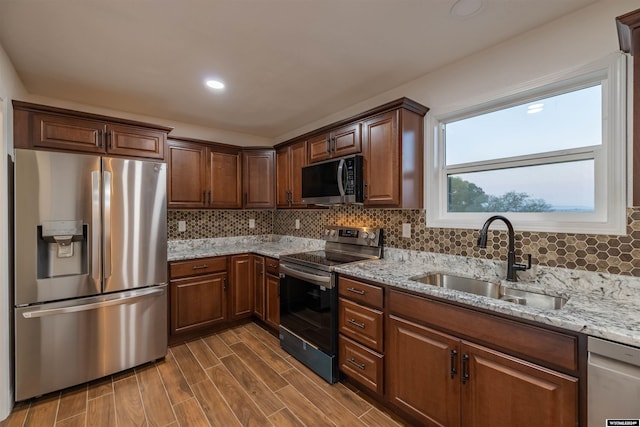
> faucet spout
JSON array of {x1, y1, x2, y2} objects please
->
[{"x1": 477, "y1": 215, "x2": 529, "y2": 282}]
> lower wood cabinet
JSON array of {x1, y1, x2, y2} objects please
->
[
  {"x1": 265, "y1": 271, "x2": 280, "y2": 329},
  {"x1": 229, "y1": 254, "x2": 253, "y2": 320},
  {"x1": 252, "y1": 255, "x2": 265, "y2": 320},
  {"x1": 386, "y1": 301, "x2": 579, "y2": 427},
  {"x1": 169, "y1": 257, "x2": 228, "y2": 336},
  {"x1": 253, "y1": 256, "x2": 280, "y2": 330}
]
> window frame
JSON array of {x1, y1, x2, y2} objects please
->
[{"x1": 426, "y1": 53, "x2": 627, "y2": 235}]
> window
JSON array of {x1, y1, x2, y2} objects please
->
[{"x1": 426, "y1": 53, "x2": 627, "y2": 234}]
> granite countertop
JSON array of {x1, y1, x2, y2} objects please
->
[
  {"x1": 168, "y1": 237, "x2": 640, "y2": 348},
  {"x1": 167, "y1": 235, "x2": 325, "y2": 261},
  {"x1": 334, "y1": 249, "x2": 640, "y2": 349}
]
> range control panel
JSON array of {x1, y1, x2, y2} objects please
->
[{"x1": 322, "y1": 226, "x2": 383, "y2": 247}]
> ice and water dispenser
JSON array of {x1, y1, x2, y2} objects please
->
[{"x1": 36, "y1": 220, "x2": 88, "y2": 279}]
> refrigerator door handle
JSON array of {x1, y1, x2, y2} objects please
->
[
  {"x1": 103, "y1": 170, "x2": 112, "y2": 281},
  {"x1": 21, "y1": 286, "x2": 166, "y2": 318},
  {"x1": 91, "y1": 170, "x2": 102, "y2": 285}
]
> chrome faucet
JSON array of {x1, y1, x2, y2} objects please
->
[{"x1": 477, "y1": 215, "x2": 531, "y2": 282}]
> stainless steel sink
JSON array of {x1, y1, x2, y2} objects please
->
[{"x1": 409, "y1": 273, "x2": 567, "y2": 310}]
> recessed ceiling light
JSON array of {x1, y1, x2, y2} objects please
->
[
  {"x1": 205, "y1": 79, "x2": 225, "y2": 90},
  {"x1": 450, "y1": 0, "x2": 484, "y2": 18}
]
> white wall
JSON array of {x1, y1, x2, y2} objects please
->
[
  {"x1": 275, "y1": 0, "x2": 640, "y2": 143},
  {"x1": 0, "y1": 41, "x2": 27, "y2": 422}
]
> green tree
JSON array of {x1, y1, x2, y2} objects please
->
[
  {"x1": 485, "y1": 191, "x2": 552, "y2": 212},
  {"x1": 448, "y1": 177, "x2": 553, "y2": 213},
  {"x1": 448, "y1": 176, "x2": 488, "y2": 212}
]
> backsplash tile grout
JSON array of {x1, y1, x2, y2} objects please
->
[{"x1": 169, "y1": 206, "x2": 640, "y2": 276}]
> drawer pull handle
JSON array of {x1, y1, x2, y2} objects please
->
[
  {"x1": 462, "y1": 354, "x2": 470, "y2": 384},
  {"x1": 192, "y1": 265, "x2": 209, "y2": 270},
  {"x1": 347, "y1": 318, "x2": 365, "y2": 329},
  {"x1": 347, "y1": 287, "x2": 365, "y2": 295},
  {"x1": 347, "y1": 357, "x2": 365, "y2": 370}
]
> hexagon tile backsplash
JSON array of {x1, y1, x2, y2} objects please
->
[{"x1": 168, "y1": 206, "x2": 640, "y2": 276}]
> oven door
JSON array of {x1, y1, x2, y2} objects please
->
[{"x1": 279, "y1": 263, "x2": 337, "y2": 355}]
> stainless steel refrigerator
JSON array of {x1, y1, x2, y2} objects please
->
[{"x1": 13, "y1": 148, "x2": 168, "y2": 401}]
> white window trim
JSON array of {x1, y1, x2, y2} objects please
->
[{"x1": 426, "y1": 52, "x2": 627, "y2": 235}]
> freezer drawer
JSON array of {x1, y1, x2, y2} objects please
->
[{"x1": 15, "y1": 285, "x2": 167, "y2": 401}]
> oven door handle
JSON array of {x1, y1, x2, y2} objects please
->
[{"x1": 280, "y1": 263, "x2": 332, "y2": 287}]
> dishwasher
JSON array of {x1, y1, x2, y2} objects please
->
[{"x1": 588, "y1": 337, "x2": 640, "y2": 426}]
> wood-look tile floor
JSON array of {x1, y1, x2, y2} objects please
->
[{"x1": 1, "y1": 322, "x2": 410, "y2": 427}]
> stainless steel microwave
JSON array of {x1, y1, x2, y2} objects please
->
[{"x1": 301, "y1": 154, "x2": 364, "y2": 205}]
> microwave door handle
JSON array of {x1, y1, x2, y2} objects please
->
[{"x1": 337, "y1": 158, "x2": 346, "y2": 199}]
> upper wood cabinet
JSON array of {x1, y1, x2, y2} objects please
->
[
  {"x1": 276, "y1": 140, "x2": 307, "y2": 208},
  {"x1": 243, "y1": 149, "x2": 276, "y2": 209},
  {"x1": 362, "y1": 107, "x2": 425, "y2": 208},
  {"x1": 277, "y1": 98, "x2": 428, "y2": 208},
  {"x1": 13, "y1": 101, "x2": 170, "y2": 160},
  {"x1": 167, "y1": 137, "x2": 242, "y2": 209},
  {"x1": 308, "y1": 121, "x2": 361, "y2": 164}
]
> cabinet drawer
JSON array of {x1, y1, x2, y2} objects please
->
[
  {"x1": 265, "y1": 257, "x2": 279, "y2": 276},
  {"x1": 339, "y1": 335, "x2": 383, "y2": 395},
  {"x1": 339, "y1": 298, "x2": 383, "y2": 352},
  {"x1": 338, "y1": 277, "x2": 383, "y2": 309},
  {"x1": 388, "y1": 290, "x2": 578, "y2": 372},
  {"x1": 170, "y1": 256, "x2": 227, "y2": 279}
]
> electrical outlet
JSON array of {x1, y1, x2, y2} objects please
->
[
  {"x1": 402, "y1": 223, "x2": 411, "y2": 238},
  {"x1": 295, "y1": 219, "x2": 300, "y2": 229},
  {"x1": 249, "y1": 219, "x2": 255, "y2": 228},
  {"x1": 178, "y1": 221, "x2": 186, "y2": 232}
]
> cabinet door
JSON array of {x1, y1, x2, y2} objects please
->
[
  {"x1": 362, "y1": 111, "x2": 399, "y2": 207},
  {"x1": 276, "y1": 141, "x2": 307, "y2": 208},
  {"x1": 230, "y1": 254, "x2": 253, "y2": 320},
  {"x1": 265, "y1": 273, "x2": 280, "y2": 329},
  {"x1": 243, "y1": 150, "x2": 275, "y2": 208},
  {"x1": 252, "y1": 255, "x2": 265, "y2": 320},
  {"x1": 32, "y1": 113, "x2": 106, "y2": 153},
  {"x1": 170, "y1": 272, "x2": 227, "y2": 334},
  {"x1": 209, "y1": 149, "x2": 242, "y2": 208},
  {"x1": 332, "y1": 122, "x2": 361, "y2": 158},
  {"x1": 461, "y1": 342, "x2": 578, "y2": 427},
  {"x1": 289, "y1": 140, "x2": 307, "y2": 207},
  {"x1": 167, "y1": 141, "x2": 208, "y2": 208},
  {"x1": 308, "y1": 132, "x2": 331, "y2": 163},
  {"x1": 387, "y1": 315, "x2": 461, "y2": 427},
  {"x1": 106, "y1": 124, "x2": 165, "y2": 160},
  {"x1": 276, "y1": 147, "x2": 291, "y2": 208}
]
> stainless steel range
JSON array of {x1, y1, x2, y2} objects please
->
[{"x1": 279, "y1": 226, "x2": 383, "y2": 383}]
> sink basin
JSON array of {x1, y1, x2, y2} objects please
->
[
  {"x1": 411, "y1": 273, "x2": 501, "y2": 298},
  {"x1": 409, "y1": 273, "x2": 567, "y2": 310}
]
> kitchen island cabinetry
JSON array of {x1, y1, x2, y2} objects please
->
[
  {"x1": 169, "y1": 257, "x2": 228, "y2": 338},
  {"x1": 167, "y1": 137, "x2": 242, "y2": 209},
  {"x1": 13, "y1": 101, "x2": 170, "y2": 160},
  {"x1": 243, "y1": 149, "x2": 275, "y2": 208},
  {"x1": 276, "y1": 140, "x2": 307, "y2": 208}
]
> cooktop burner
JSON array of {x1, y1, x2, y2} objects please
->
[
  {"x1": 280, "y1": 226, "x2": 383, "y2": 271},
  {"x1": 282, "y1": 250, "x2": 371, "y2": 268}
]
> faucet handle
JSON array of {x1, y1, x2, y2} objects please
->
[{"x1": 513, "y1": 254, "x2": 532, "y2": 271}]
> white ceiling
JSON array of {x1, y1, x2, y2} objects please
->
[{"x1": 0, "y1": 0, "x2": 598, "y2": 139}]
